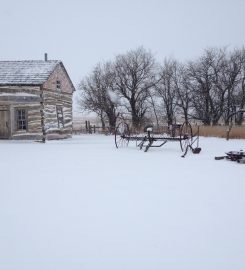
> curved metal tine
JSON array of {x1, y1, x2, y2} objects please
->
[
  {"x1": 139, "y1": 136, "x2": 147, "y2": 150},
  {"x1": 181, "y1": 144, "x2": 189, "y2": 158},
  {"x1": 118, "y1": 135, "x2": 127, "y2": 147}
]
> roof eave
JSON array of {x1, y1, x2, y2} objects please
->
[
  {"x1": 59, "y1": 62, "x2": 76, "y2": 93},
  {"x1": 0, "y1": 83, "x2": 42, "y2": 87}
]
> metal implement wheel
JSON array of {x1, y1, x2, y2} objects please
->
[
  {"x1": 115, "y1": 122, "x2": 130, "y2": 148},
  {"x1": 179, "y1": 121, "x2": 193, "y2": 152}
]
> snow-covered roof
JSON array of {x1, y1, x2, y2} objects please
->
[{"x1": 0, "y1": 60, "x2": 60, "y2": 85}]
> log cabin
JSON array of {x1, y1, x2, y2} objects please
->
[{"x1": 0, "y1": 56, "x2": 75, "y2": 140}]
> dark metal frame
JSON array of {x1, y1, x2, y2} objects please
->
[{"x1": 115, "y1": 121, "x2": 201, "y2": 157}]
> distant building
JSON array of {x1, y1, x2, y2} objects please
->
[{"x1": 0, "y1": 57, "x2": 75, "y2": 140}]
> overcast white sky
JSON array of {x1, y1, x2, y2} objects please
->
[{"x1": 0, "y1": 0, "x2": 245, "y2": 87}]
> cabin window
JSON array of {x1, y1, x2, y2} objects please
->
[
  {"x1": 56, "y1": 80, "x2": 61, "y2": 92},
  {"x1": 56, "y1": 106, "x2": 64, "y2": 128},
  {"x1": 16, "y1": 109, "x2": 27, "y2": 130}
]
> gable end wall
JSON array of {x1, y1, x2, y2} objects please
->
[{"x1": 43, "y1": 63, "x2": 74, "y2": 94}]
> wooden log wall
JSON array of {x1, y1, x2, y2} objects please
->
[
  {"x1": 11, "y1": 103, "x2": 43, "y2": 139},
  {"x1": 42, "y1": 89, "x2": 73, "y2": 139},
  {"x1": 27, "y1": 106, "x2": 42, "y2": 134},
  {"x1": 0, "y1": 86, "x2": 43, "y2": 139}
]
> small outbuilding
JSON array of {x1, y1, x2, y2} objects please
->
[{"x1": 0, "y1": 57, "x2": 75, "y2": 140}]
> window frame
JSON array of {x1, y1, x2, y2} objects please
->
[
  {"x1": 56, "y1": 80, "x2": 61, "y2": 92},
  {"x1": 16, "y1": 108, "x2": 28, "y2": 131}
]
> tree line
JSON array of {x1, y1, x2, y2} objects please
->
[{"x1": 77, "y1": 46, "x2": 245, "y2": 130}]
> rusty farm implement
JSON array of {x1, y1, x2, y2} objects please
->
[{"x1": 114, "y1": 121, "x2": 201, "y2": 157}]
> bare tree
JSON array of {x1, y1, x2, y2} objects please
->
[
  {"x1": 114, "y1": 47, "x2": 156, "y2": 129},
  {"x1": 147, "y1": 90, "x2": 161, "y2": 129},
  {"x1": 212, "y1": 48, "x2": 243, "y2": 124},
  {"x1": 232, "y1": 48, "x2": 245, "y2": 125},
  {"x1": 77, "y1": 62, "x2": 119, "y2": 130},
  {"x1": 77, "y1": 46, "x2": 245, "y2": 129},
  {"x1": 187, "y1": 48, "x2": 228, "y2": 125},
  {"x1": 170, "y1": 62, "x2": 193, "y2": 123},
  {"x1": 154, "y1": 59, "x2": 178, "y2": 126}
]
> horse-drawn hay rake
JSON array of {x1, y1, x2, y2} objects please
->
[{"x1": 115, "y1": 121, "x2": 201, "y2": 157}]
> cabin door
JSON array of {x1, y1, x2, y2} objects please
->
[{"x1": 0, "y1": 110, "x2": 10, "y2": 138}]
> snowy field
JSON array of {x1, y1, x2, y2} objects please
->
[{"x1": 0, "y1": 135, "x2": 245, "y2": 270}]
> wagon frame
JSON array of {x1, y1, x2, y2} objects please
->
[{"x1": 114, "y1": 121, "x2": 201, "y2": 157}]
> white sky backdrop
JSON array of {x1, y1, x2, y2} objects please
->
[{"x1": 0, "y1": 0, "x2": 245, "y2": 88}]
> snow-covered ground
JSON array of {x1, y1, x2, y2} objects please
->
[{"x1": 0, "y1": 135, "x2": 245, "y2": 270}]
